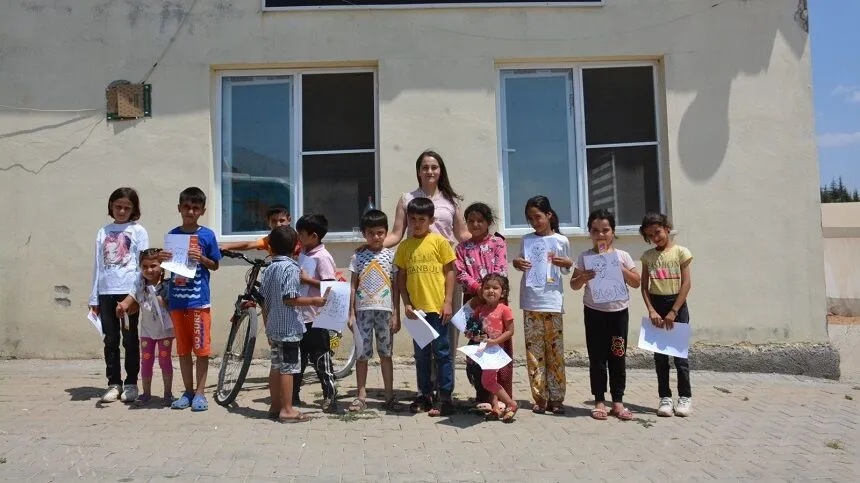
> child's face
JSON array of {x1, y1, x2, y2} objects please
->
[
  {"x1": 178, "y1": 201, "x2": 206, "y2": 226},
  {"x1": 408, "y1": 214, "x2": 434, "y2": 237},
  {"x1": 466, "y1": 212, "x2": 490, "y2": 239},
  {"x1": 297, "y1": 229, "x2": 319, "y2": 250},
  {"x1": 267, "y1": 213, "x2": 291, "y2": 230},
  {"x1": 589, "y1": 218, "x2": 614, "y2": 249},
  {"x1": 110, "y1": 197, "x2": 134, "y2": 223},
  {"x1": 644, "y1": 224, "x2": 669, "y2": 249},
  {"x1": 363, "y1": 226, "x2": 387, "y2": 250},
  {"x1": 481, "y1": 279, "x2": 504, "y2": 305},
  {"x1": 140, "y1": 257, "x2": 163, "y2": 284},
  {"x1": 526, "y1": 207, "x2": 552, "y2": 234}
]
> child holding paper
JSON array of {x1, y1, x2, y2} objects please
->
[
  {"x1": 464, "y1": 274, "x2": 517, "y2": 423},
  {"x1": 454, "y1": 202, "x2": 508, "y2": 411},
  {"x1": 395, "y1": 197, "x2": 457, "y2": 416},
  {"x1": 293, "y1": 213, "x2": 339, "y2": 413},
  {"x1": 571, "y1": 209, "x2": 640, "y2": 421},
  {"x1": 639, "y1": 212, "x2": 694, "y2": 417},
  {"x1": 115, "y1": 248, "x2": 174, "y2": 406},
  {"x1": 347, "y1": 210, "x2": 400, "y2": 412},
  {"x1": 90, "y1": 187, "x2": 149, "y2": 404},
  {"x1": 512, "y1": 195, "x2": 572, "y2": 414},
  {"x1": 158, "y1": 187, "x2": 222, "y2": 412}
]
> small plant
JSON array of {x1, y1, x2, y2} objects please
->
[
  {"x1": 846, "y1": 395, "x2": 854, "y2": 401},
  {"x1": 742, "y1": 396, "x2": 750, "y2": 401},
  {"x1": 825, "y1": 440, "x2": 844, "y2": 450},
  {"x1": 0, "y1": 456, "x2": 6, "y2": 464},
  {"x1": 635, "y1": 417, "x2": 655, "y2": 428},
  {"x1": 713, "y1": 386, "x2": 731, "y2": 394},
  {"x1": 329, "y1": 411, "x2": 379, "y2": 423}
]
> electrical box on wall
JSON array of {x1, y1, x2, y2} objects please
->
[{"x1": 106, "y1": 81, "x2": 151, "y2": 120}]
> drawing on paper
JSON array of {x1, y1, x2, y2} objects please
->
[
  {"x1": 524, "y1": 237, "x2": 551, "y2": 288},
  {"x1": 584, "y1": 252, "x2": 628, "y2": 304}
]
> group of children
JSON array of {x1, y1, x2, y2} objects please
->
[{"x1": 90, "y1": 186, "x2": 693, "y2": 423}]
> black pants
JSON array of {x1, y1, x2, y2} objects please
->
[
  {"x1": 584, "y1": 306, "x2": 628, "y2": 403},
  {"x1": 99, "y1": 294, "x2": 140, "y2": 386},
  {"x1": 649, "y1": 294, "x2": 691, "y2": 398},
  {"x1": 293, "y1": 325, "x2": 336, "y2": 400}
]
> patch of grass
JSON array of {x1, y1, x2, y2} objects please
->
[
  {"x1": 742, "y1": 396, "x2": 750, "y2": 401},
  {"x1": 328, "y1": 411, "x2": 380, "y2": 422},
  {"x1": 713, "y1": 386, "x2": 731, "y2": 394},
  {"x1": 634, "y1": 417, "x2": 655, "y2": 428},
  {"x1": 845, "y1": 395, "x2": 854, "y2": 401},
  {"x1": 313, "y1": 391, "x2": 324, "y2": 398},
  {"x1": 852, "y1": 386, "x2": 860, "y2": 391},
  {"x1": 0, "y1": 456, "x2": 6, "y2": 464},
  {"x1": 825, "y1": 440, "x2": 844, "y2": 450}
]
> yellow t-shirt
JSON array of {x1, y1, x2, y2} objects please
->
[
  {"x1": 394, "y1": 233, "x2": 456, "y2": 313},
  {"x1": 641, "y1": 244, "x2": 693, "y2": 296}
]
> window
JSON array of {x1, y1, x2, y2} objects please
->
[
  {"x1": 498, "y1": 63, "x2": 662, "y2": 231},
  {"x1": 217, "y1": 70, "x2": 376, "y2": 236}
]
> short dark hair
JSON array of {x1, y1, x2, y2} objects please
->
[
  {"x1": 406, "y1": 197, "x2": 434, "y2": 217},
  {"x1": 587, "y1": 209, "x2": 616, "y2": 232},
  {"x1": 179, "y1": 187, "x2": 206, "y2": 206},
  {"x1": 269, "y1": 225, "x2": 298, "y2": 256},
  {"x1": 639, "y1": 212, "x2": 673, "y2": 241},
  {"x1": 108, "y1": 187, "x2": 141, "y2": 222},
  {"x1": 360, "y1": 209, "x2": 388, "y2": 232},
  {"x1": 296, "y1": 213, "x2": 328, "y2": 241},
  {"x1": 266, "y1": 204, "x2": 289, "y2": 219},
  {"x1": 463, "y1": 202, "x2": 496, "y2": 225}
]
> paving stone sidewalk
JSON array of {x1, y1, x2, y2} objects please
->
[{"x1": 0, "y1": 359, "x2": 857, "y2": 482}]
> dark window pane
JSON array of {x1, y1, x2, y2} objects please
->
[
  {"x1": 222, "y1": 78, "x2": 293, "y2": 235},
  {"x1": 586, "y1": 146, "x2": 660, "y2": 226},
  {"x1": 302, "y1": 73, "x2": 375, "y2": 151},
  {"x1": 582, "y1": 66, "x2": 656, "y2": 145},
  {"x1": 302, "y1": 153, "x2": 375, "y2": 232}
]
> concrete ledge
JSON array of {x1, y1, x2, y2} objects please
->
[{"x1": 827, "y1": 297, "x2": 860, "y2": 317}]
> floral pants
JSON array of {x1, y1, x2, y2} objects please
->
[{"x1": 523, "y1": 310, "x2": 566, "y2": 404}]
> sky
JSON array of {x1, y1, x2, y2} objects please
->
[{"x1": 811, "y1": 0, "x2": 860, "y2": 191}]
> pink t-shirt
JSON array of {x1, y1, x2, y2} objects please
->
[
  {"x1": 476, "y1": 303, "x2": 514, "y2": 340},
  {"x1": 574, "y1": 248, "x2": 636, "y2": 312},
  {"x1": 402, "y1": 189, "x2": 457, "y2": 244},
  {"x1": 455, "y1": 233, "x2": 508, "y2": 296},
  {"x1": 299, "y1": 243, "x2": 337, "y2": 324}
]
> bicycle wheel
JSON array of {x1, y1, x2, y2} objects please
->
[
  {"x1": 329, "y1": 329, "x2": 356, "y2": 379},
  {"x1": 214, "y1": 308, "x2": 257, "y2": 406}
]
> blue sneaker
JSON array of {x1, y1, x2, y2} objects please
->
[
  {"x1": 171, "y1": 391, "x2": 194, "y2": 410},
  {"x1": 191, "y1": 394, "x2": 208, "y2": 412}
]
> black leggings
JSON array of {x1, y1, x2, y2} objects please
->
[
  {"x1": 649, "y1": 294, "x2": 691, "y2": 398},
  {"x1": 99, "y1": 294, "x2": 140, "y2": 386},
  {"x1": 293, "y1": 326, "x2": 336, "y2": 400},
  {"x1": 584, "y1": 306, "x2": 628, "y2": 403}
]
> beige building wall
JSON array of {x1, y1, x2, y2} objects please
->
[
  {"x1": 821, "y1": 203, "x2": 860, "y2": 316},
  {"x1": 0, "y1": 0, "x2": 825, "y2": 358}
]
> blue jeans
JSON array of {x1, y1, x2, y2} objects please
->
[{"x1": 413, "y1": 312, "x2": 454, "y2": 398}]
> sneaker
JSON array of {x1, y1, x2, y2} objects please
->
[
  {"x1": 656, "y1": 397, "x2": 674, "y2": 417},
  {"x1": 120, "y1": 385, "x2": 138, "y2": 403},
  {"x1": 674, "y1": 397, "x2": 693, "y2": 417},
  {"x1": 101, "y1": 384, "x2": 122, "y2": 403}
]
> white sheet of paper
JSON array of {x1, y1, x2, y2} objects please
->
[
  {"x1": 523, "y1": 238, "x2": 559, "y2": 288},
  {"x1": 403, "y1": 310, "x2": 440, "y2": 349},
  {"x1": 312, "y1": 281, "x2": 351, "y2": 331},
  {"x1": 584, "y1": 252, "x2": 629, "y2": 304},
  {"x1": 351, "y1": 320, "x2": 364, "y2": 361},
  {"x1": 87, "y1": 311, "x2": 103, "y2": 337},
  {"x1": 450, "y1": 303, "x2": 472, "y2": 332},
  {"x1": 297, "y1": 254, "x2": 317, "y2": 297},
  {"x1": 457, "y1": 344, "x2": 513, "y2": 370},
  {"x1": 161, "y1": 234, "x2": 197, "y2": 278},
  {"x1": 637, "y1": 316, "x2": 691, "y2": 358}
]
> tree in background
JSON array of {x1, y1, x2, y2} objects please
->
[{"x1": 821, "y1": 177, "x2": 860, "y2": 203}]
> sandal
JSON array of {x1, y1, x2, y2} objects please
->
[
  {"x1": 484, "y1": 410, "x2": 500, "y2": 421},
  {"x1": 409, "y1": 395, "x2": 432, "y2": 413},
  {"x1": 609, "y1": 406, "x2": 634, "y2": 421},
  {"x1": 170, "y1": 391, "x2": 194, "y2": 410},
  {"x1": 549, "y1": 402, "x2": 566, "y2": 415},
  {"x1": 278, "y1": 412, "x2": 310, "y2": 424},
  {"x1": 476, "y1": 403, "x2": 493, "y2": 412},
  {"x1": 532, "y1": 401, "x2": 546, "y2": 414},
  {"x1": 429, "y1": 400, "x2": 455, "y2": 417},
  {"x1": 591, "y1": 407, "x2": 608, "y2": 420},
  {"x1": 133, "y1": 393, "x2": 152, "y2": 407},
  {"x1": 348, "y1": 398, "x2": 368, "y2": 412},
  {"x1": 382, "y1": 397, "x2": 400, "y2": 412},
  {"x1": 502, "y1": 405, "x2": 518, "y2": 423},
  {"x1": 191, "y1": 394, "x2": 208, "y2": 412},
  {"x1": 162, "y1": 394, "x2": 175, "y2": 407}
]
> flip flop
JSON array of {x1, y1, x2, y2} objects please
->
[
  {"x1": 549, "y1": 403, "x2": 566, "y2": 415},
  {"x1": 191, "y1": 394, "x2": 208, "y2": 412},
  {"x1": 162, "y1": 394, "x2": 175, "y2": 407},
  {"x1": 591, "y1": 407, "x2": 608, "y2": 420},
  {"x1": 502, "y1": 405, "x2": 518, "y2": 423},
  {"x1": 348, "y1": 398, "x2": 368, "y2": 412},
  {"x1": 133, "y1": 394, "x2": 152, "y2": 407},
  {"x1": 609, "y1": 407, "x2": 634, "y2": 421},
  {"x1": 476, "y1": 403, "x2": 493, "y2": 412},
  {"x1": 278, "y1": 412, "x2": 310, "y2": 424},
  {"x1": 532, "y1": 402, "x2": 546, "y2": 414}
]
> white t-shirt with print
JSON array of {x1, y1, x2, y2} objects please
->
[
  {"x1": 517, "y1": 232, "x2": 571, "y2": 313},
  {"x1": 349, "y1": 248, "x2": 398, "y2": 312},
  {"x1": 89, "y1": 222, "x2": 149, "y2": 305}
]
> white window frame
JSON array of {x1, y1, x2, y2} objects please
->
[
  {"x1": 262, "y1": 1, "x2": 604, "y2": 12},
  {"x1": 496, "y1": 60, "x2": 665, "y2": 237},
  {"x1": 214, "y1": 67, "x2": 379, "y2": 242}
]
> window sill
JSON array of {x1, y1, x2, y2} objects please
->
[
  {"x1": 218, "y1": 232, "x2": 366, "y2": 244},
  {"x1": 499, "y1": 226, "x2": 647, "y2": 239}
]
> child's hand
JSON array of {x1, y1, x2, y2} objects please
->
[
  {"x1": 663, "y1": 311, "x2": 676, "y2": 330},
  {"x1": 404, "y1": 305, "x2": 417, "y2": 320},
  {"x1": 390, "y1": 313, "x2": 401, "y2": 334},
  {"x1": 315, "y1": 287, "x2": 332, "y2": 307},
  {"x1": 299, "y1": 270, "x2": 315, "y2": 286},
  {"x1": 89, "y1": 305, "x2": 100, "y2": 316},
  {"x1": 188, "y1": 245, "x2": 202, "y2": 262},
  {"x1": 648, "y1": 310, "x2": 663, "y2": 328},
  {"x1": 485, "y1": 337, "x2": 498, "y2": 347},
  {"x1": 115, "y1": 302, "x2": 127, "y2": 319},
  {"x1": 580, "y1": 270, "x2": 596, "y2": 281},
  {"x1": 347, "y1": 314, "x2": 355, "y2": 331},
  {"x1": 550, "y1": 256, "x2": 572, "y2": 268},
  {"x1": 157, "y1": 251, "x2": 173, "y2": 262},
  {"x1": 441, "y1": 302, "x2": 453, "y2": 324},
  {"x1": 512, "y1": 257, "x2": 531, "y2": 271}
]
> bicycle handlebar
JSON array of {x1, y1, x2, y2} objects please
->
[{"x1": 220, "y1": 249, "x2": 268, "y2": 267}]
